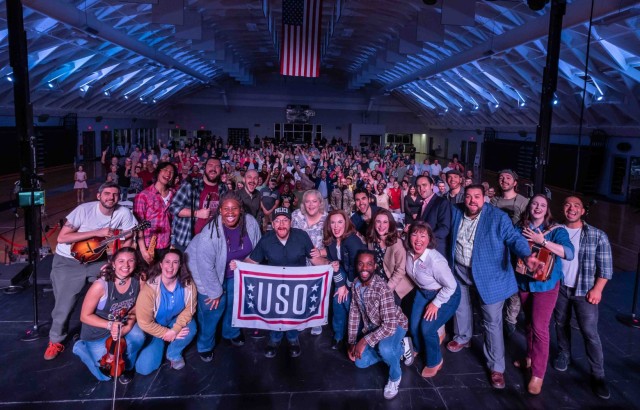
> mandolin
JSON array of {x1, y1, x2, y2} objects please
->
[{"x1": 70, "y1": 221, "x2": 150, "y2": 263}]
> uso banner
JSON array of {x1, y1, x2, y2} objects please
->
[{"x1": 232, "y1": 261, "x2": 333, "y2": 331}]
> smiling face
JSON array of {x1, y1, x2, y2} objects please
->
[
  {"x1": 157, "y1": 164, "x2": 175, "y2": 186},
  {"x1": 355, "y1": 192, "x2": 370, "y2": 213},
  {"x1": 356, "y1": 252, "x2": 376, "y2": 285},
  {"x1": 409, "y1": 228, "x2": 430, "y2": 256},
  {"x1": 499, "y1": 173, "x2": 517, "y2": 192},
  {"x1": 113, "y1": 251, "x2": 136, "y2": 278},
  {"x1": 447, "y1": 174, "x2": 462, "y2": 190},
  {"x1": 464, "y1": 187, "x2": 484, "y2": 217},
  {"x1": 329, "y1": 213, "x2": 346, "y2": 239},
  {"x1": 529, "y1": 195, "x2": 549, "y2": 224},
  {"x1": 303, "y1": 193, "x2": 321, "y2": 216},
  {"x1": 204, "y1": 159, "x2": 222, "y2": 184},
  {"x1": 220, "y1": 198, "x2": 241, "y2": 228},
  {"x1": 374, "y1": 213, "x2": 390, "y2": 237},
  {"x1": 416, "y1": 176, "x2": 433, "y2": 199},
  {"x1": 244, "y1": 170, "x2": 258, "y2": 192},
  {"x1": 161, "y1": 252, "x2": 181, "y2": 281},
  {"x1": 272, "y1": 215, "x2": 291, "y2": 239},
  {"x1": 97, "y1": 187, "x2": 120, "y2": 210},
  {"x1": 563, "y1": 196, "x2": 585, "y2": 225}
]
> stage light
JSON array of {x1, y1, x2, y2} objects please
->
[
  {"x1": 596, "y1": 95, "x2": 603, "y2": 101},
  {"x1": 6, "y1": 75, "x2": 13, "y2": 82},
  {"x1": 47, "y1": 82, "x2": 54, "y2": 88},
  {"x1": 124, "y1": 95, "x2": 129, "y2": 100},
  {"x1": 520, "y1": 101, "x2": 526, "y2": 107}
]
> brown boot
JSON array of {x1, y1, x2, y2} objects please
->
[{"x1": 528, "y1": 376, "x2": 543, "y2": 395}]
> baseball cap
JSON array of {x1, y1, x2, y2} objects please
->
[
  {"x1": 273, "y1": 207, "x2": 291, "y2": 220},
  {"x1": 498, "y1": 169, "x2": 518, "y2": 180},
  {"x1": 445, "y1": 169, "x2": 463, "y2": 177}
]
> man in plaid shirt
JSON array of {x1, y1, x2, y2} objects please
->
[
  {"x1": 348, "y1": 250, "x2": 408, "y2": 400},
  {"x1": 553, "y1": 196, "x2": 613, "y2": 400},
  {"x1": 169, "y1": 158, "x2": 227, "y2": 250}
]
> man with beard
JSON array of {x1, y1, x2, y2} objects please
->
[
  {"x1": 490, "y1": 169, "x2": 528, "y2": 225},
  {"x1": 351, "y1": 188, "x2": 380, "y2": 236},
  {"x1": 445, "y1": 169, "x2": 465, "y2": 204},
  {"x1": 134, "y1": 162, "x2": 178, "y2": 264},
  {"x1": 446, "y1": 185, "x2": 539, "y2": 389},
  {"x1": 44, "y1": 182, "x2": 138, "y2": 360},
  {"x1": 169, "y1": 157, "x2": 227, "y2": 251},
  {"x1": 553, "y1": 196, "x2": 613, "y2": 399},
  {"x1": 348, "y1": 250, "x2": 408, "y2": 400},
  {"x1": 245, "y1": 208, "x2": 316, "y2": 358},
  {"x1": 490, "y1": 169, "x2": 529, "y2": 336},
  {"x1": 330, "y1": 177, "x2": 355, "y2": 213},
  {"x1": 238, "y1": 169, "x2": 261, "y2": 220}
]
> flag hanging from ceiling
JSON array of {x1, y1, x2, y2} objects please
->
[{"x1": 280, "y1": 0, "x2": 323, "y2": 78}]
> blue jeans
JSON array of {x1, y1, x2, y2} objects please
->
[
  {"x1": 269, "y1": 329, "x2": 299, "y2": 345},
  {"x1": 136, "y1": 319, "x2": 197, "y2": 375},
  {"x1": 72, "y1": 324, "x2": 145, "y2": 381},
  {"x1": 196, "y1": 278, "x2": 240, "y2": 353},
  {"x1": 119, "y1": 186, "x2": 129, "y2": 202},
  {"x1": 355, "y1": 325, "x2": 406, "y2": 382},
  {"x1": 554, "y1": 285, "x2": 605, "y2": 378},
  {"x1": 332, "y1": 291, "x2": 351, "y2": 342},
  {"x1": 411, "y1": 286, "x2": 461, "y2": 367}
]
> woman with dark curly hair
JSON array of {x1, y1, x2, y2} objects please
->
[
  {"x1": 186, "y1": 190, "x2": 261, "y2": 362},
  {"x1": 72, "y1": 247, "x2": 145, "y2": 384},
  {"x1": 135, "y1": 249, "x2": 197, "y2": 374}
]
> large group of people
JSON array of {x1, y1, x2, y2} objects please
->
[{"x1": 47, "y1": 137, "x2": 613, "y2": 401}]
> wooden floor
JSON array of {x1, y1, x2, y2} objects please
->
[{"x1": 0, "y1": 162, "x2": 637, "y2": 271}]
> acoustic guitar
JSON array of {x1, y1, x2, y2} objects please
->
[{"x1": 70, "y1": 221, "x2": 150, "y2": 263}]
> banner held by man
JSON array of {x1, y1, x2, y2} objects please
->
[{"x1": 232, "y1": 261, "x2": 333, "y2": 331}]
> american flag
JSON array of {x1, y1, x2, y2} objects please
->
[{"x1": 280, "y1": 0, "x2": 323, "y2": 78}]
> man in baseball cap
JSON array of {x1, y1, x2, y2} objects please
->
[
  {"x1": 491, "y1": 169, "x2": 529, "y2": 338},
  {"x1": 445, "y1": 169, "x2": 465, "y2": 204}
]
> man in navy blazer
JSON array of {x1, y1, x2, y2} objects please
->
[
  {"x1": 416, "y1": 175, "x2": 451, "y2": 256},
  {"x1": 445, "y1": 185, "x2": 538, "y2": 389}
]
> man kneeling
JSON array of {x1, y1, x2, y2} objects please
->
[{"x1": 348, "y1": 250, "x2": 408, "y2": 400}]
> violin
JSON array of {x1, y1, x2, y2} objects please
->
[{"x1": 99, "y1": 308, "x2": 129, "y2": 378}]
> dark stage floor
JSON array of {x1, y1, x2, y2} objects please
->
[{"x1": 0, "y1": 266, "x2": 638, "y2": 410}]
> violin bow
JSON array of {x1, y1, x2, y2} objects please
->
[{"x1": 111, "y1": 322, "x2": 123, "y2": 410}]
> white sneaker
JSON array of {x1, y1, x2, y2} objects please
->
[
  {"x1": 310, "y1": 326, "x2": 322, "y2": 336},
  {"x1": 383, "y1": 376, "x2": 401, "y2": 400},
  {"x1": 402, "y1": 337, "x2": 415, "y2": 366}
]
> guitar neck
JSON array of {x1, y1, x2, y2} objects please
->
[{"x1": 98, "y1": 228, "x2": 135, "y2": 247}]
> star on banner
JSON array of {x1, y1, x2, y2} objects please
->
[
  {"x1": 248, "y1": 293, "x2": 254, "y2": 300},
  {"x1": 311, "y1": 284, "x2": 319, "y2": 292},
  {"x1": 309, "y1": 304, "x2": 317, "y2": 312},
  {"x1": 247, "y1": 301, "x2": 254, "y2": 309},
  {"x1": 247, "y1": 284, "x2": 255, "y2": 292},
  {"x1": 310, "y1": 295, "x2": 318, "y2": 303}
]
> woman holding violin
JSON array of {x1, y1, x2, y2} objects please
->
[{"x1": 72, "y1": 247, "x2": 145, "y2": 384}]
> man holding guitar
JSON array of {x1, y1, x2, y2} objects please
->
[{"x1": 44, "y1": 182, "x2": 138, "y2": 361}]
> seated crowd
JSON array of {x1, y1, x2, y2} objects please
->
[{"x1": 49, "y1": 136, "x2": 612, "y2": 400}]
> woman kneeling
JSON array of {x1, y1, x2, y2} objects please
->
[{"x1": 136, "y1": 249, "x2": 197, "y2": 374}]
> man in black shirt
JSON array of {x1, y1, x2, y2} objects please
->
[{"x1": 247, "y1": 207, "x2": 315, "y2": 358}]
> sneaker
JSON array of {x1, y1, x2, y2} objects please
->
[
  {"x1": 553, "y1": 353, "x2": 570, "y2": 372},
  {"x1": 331, "y1": 339, "x2": 344, "y2": 351},
  {"x1": 310, "y1": 326, "x2": 322, "y2": 336},
  {"x1": 591, "y1": 376, "x2": 610, "y2": 400},
  {"x1": 169, "y1": 357, "x2": 185, "y2": 370},
  {"x1": 118, "y1": 370, "x2": 134, "y2": 385},
  {"x1": 199, "y1": 351, "x2": 214, "y2": 363},
  {"x1": 230, "y1": 333, "x2": 245, "y2": 347},
  {"x1": 44, "y1": 342, "x2": 64, "y2": 360},
  {"x1": 401, "y1": 337, "x2": 415, "y2": 366},
  {"x1": 383, "y1": 377, "x2": 401, "y2": 400}
]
